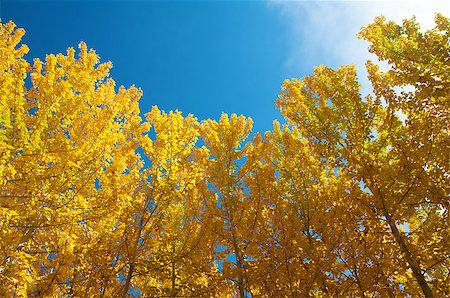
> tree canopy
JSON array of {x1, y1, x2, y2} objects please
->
[{"x1": 1, "y1": 14, "x2": 448, "y2": 297}]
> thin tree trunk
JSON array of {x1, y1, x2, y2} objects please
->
[
  {"x1": 373, "y1": 187, "x2": 434, "y2": 298},
  {"x1": 122, "y1": 259, "x2": 135, "y2": 298},
  {"x1": 233, "y1": 239, "x2": 246, "y2": 298},
  {"x1": 170, "y1": 260, "x2": 177, "y2": 298},
  {"x1": 383, "y1": 209, "x2": 434, "y2": 297},
  {"x1": 230, "y1": 224, "x2": 246, "y2": 298},
  {"x1": 122, "y1": 217, "x2": 145, "y2": 298}
]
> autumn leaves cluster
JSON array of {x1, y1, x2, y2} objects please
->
[{"x1": 1, "y1": 14, "x2": 449, "y2": 297}]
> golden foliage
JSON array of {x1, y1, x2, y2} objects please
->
[{"x1": 0, "y1": 14, "x2": 448, "y2": 297}]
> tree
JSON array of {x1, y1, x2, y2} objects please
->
[
  {"x1": 1, "y1": 21, "x2": 146, "y2": 296},
  {"x1": 276, "y1": 14, "x2": 449, "y2": 297},
  {"x1": 1, "y1": 13, "x2": 448, "y2": 297}
]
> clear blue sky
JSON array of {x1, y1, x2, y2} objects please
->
[
  {"x1": 2, "y1": 0, "x2": 446, "y2": 134},
  {"x1": 2, "y1": 1, "x2": 296, "y2": 134}
]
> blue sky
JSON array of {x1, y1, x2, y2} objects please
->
[{"x1": 1, "y1": 0, "x2": 448, "y2": 134}]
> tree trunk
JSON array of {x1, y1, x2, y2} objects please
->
[
  {"x1": 372, "y1": 187, "x2": 434, "y2": 298},
  {"x1": 383, "y1": 209, "x2": 434, "y2": 298},
  {"x1": 170, "y1": 261, "x2": 177, "y2": 298}
]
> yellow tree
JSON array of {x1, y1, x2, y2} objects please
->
[
  {"x1": 1, "y1": 12, "x2": 449, "y2": 298},
  {"x1": 124, "y1": 107, "x2": 226, "y2": 297},
  {"x1": 199, "y1": 113, "x2": 259, "y2": 297},
  {"x1": 0, "y1": 21, "x2": 146, "y2": 296},
  {"x1": 276, "y1": 13, "x2": 449, "y2": 297},
  {"x1": 242, "y1": 119, "x2": 396, "y2": 297}
]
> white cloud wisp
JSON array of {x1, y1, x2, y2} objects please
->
[{"x1": 270, "y1": 1, "x2": 450, "y2": 95}]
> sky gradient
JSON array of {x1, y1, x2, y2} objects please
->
[{"x1": 2, "y1": 0, "x2": 448, "y2": 134}]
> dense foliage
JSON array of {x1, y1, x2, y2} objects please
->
[{"x1": 1, "y1": 14, "x2": 448, "y2": 297}]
